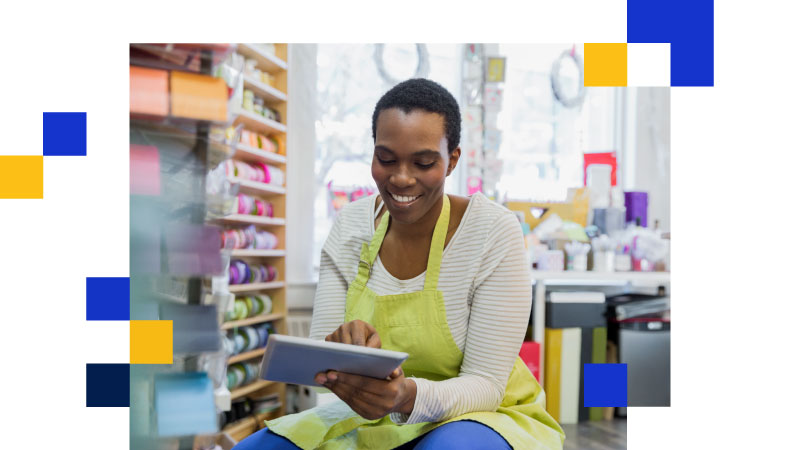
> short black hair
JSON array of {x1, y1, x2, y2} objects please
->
[{"x1": 372, "y1": 78, "x2": 461, "y2": 153}]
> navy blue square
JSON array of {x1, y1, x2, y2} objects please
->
[
  {"x1": 43, "y1": 112, "x2": 87, "y2": 156},
  {"x1": 584, "y1": 363, "x2": 627, "y2": 407},
  {"x1": 86, "y1": 277, "x2": 130, "y2": 321},
  {"x1": 86, "y1": 363, "x2": 130, "y2": 407}
]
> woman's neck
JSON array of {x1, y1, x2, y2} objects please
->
[{"x1": 386, "y1": 194, "x2": 445, "y2": 241}]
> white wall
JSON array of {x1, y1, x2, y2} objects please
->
[
  {"x1": 286, "y1": 44, "x2": 318, "y2": 309},
  {"x1": 622, "y1": 87, "x2": 671, "y2": 231}
]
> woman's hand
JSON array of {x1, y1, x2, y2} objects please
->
[
  {"x1": 325, "y1": 319, "x2": 382, "y2": 348},
  {"x1": 314, "y1": 366, "x2": 417, "y2": 420}
]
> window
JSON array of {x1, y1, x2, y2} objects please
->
[{"x1": 494, "y1": 44, "x2": 619, "y2": 201}]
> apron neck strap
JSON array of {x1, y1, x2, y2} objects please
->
[
  {"x1": 423, "y1": 194, "x2": 449, "y2": 290},
  {"x1": 356, "y1": 194, "x2": 450, "y2": 289}
]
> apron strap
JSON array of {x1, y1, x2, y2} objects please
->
[
  {"x1": 356, "y1": 194, "x2": 449, "y2": 289},
  {"x1": 423, "y1": 194, "x2": 450, "y2": 290},
  {"x1": 356, "y1": 204, "x2": 391, "y2": 284}
]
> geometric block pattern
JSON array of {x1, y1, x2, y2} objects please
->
[
  {"x1": 86, "y1": 277, "x2": 130, "y2": 321},
  {"x1": 43, "y1": 112, "x2": 87, "y2": 156},
  {"x1": 584, "y1": 363, "x2": 628, "y2": 407},
  {"x1": 584, "y1": 43, "x2": 628, "y2": 87},
  {"x1": 0, "y1": 155, "x2": 44, "y2": 199},
  {"x1": 584, "y1": 0, "x2": 713, "y2": 87},
  {"x1": 86, "y1": 363, "x2": 130, "y2": 407},
  {"x1": 627, "y1": 0, "x2": 714, "y2": 86},
  {"x1": 0, "y1": 111, "x2": 88, "y2": 199},
  {"x1": 130, "y1": 320, "x2": 174, "y2": 365}
]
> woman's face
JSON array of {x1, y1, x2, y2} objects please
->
[{"x1": 372, "y1": 108, "x2": 460, "y2": 225}]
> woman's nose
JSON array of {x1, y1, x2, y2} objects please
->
[{"x1": 389, "y1": 167, "x2": 416, "y2": 187}]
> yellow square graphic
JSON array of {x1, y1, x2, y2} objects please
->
[
  {"x1": 0, "y1": 156, "x2": 44, "y2": 199},
  {"x1": 130, "y1": 320, "x2": 173, "y2": 364},
  {"x1": 584, "y1": 43, "x2": 628, "y2": 87}
]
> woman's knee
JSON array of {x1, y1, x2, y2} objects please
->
[{"x1": 413, "y1": 420, "x2": 511, "y2": 450}]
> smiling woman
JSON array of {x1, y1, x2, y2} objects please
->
[{"x1": 234, "y1": 79, "x2": 565, "y2": 450}]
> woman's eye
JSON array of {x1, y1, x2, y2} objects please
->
[
  {"x1": 416, "y1": 161, "x2": 435, "y2": 169},
  {"x1": 377, "y1": 157, "x2": 395, "y2": 165}
]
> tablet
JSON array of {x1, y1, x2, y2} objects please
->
[{"x1": 259, "y1": 334, "x2": 409, "y2": 386}]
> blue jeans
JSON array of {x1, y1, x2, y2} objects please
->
[{"x1": 233, "y1": 420, "x2": 511, "y2": 449}]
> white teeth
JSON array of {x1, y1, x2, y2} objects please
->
[{"x1": 391, "y1": 193, "x2": 419, "y2": 203}]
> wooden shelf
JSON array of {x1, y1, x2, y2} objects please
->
[
  {"x1": 223, "y1": 409, "x2": 281, "y2": 442},
  {"x1": 243, "y1": 75, "x2": 287, "y2": 103},
  {"x1": 237, "y1": 44, "x2": 288, "y2": 73},
  {"x1": 231, "y1": 249, "x2": 286, "y2": 257},
  {"x1": 234, "y1": 143, "x2": 286, "y2": 165},
  {"x1": 234, "y1": 109, "x2": 287, "y2": 135},
  {"x1": 214, "y1": 215, "x2": 286, "y2": 226},
  {"x1": 222, "y1": 312, "x2": 285, "y2": 330},
  {"x1": 229, "y1": 177, "x2": 286, "y2": 196},
  {"x1": 228, "y1": 347, "x2": 266, "y2": 364},
  {"x1": 231, "y1": 379, "x2": 275, "y2": 400},
  {"x1": 228, "y1": 281, "x2": 286, "y2": 293}
]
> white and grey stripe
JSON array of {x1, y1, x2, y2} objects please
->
[{"x1": 309, "y1": 193, "x2": 532, "y2": 424}]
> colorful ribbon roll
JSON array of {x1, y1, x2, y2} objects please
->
[
  {"x1": 225, "y1": 295, "x2": 273, "y2": 321},
  {"x1": 226, "y1": 361, "x2": 261, "y2": 390},
  {"x1": 236, "y1": 194, "x2": 274, "y2": 217},
  {"x1": 225, "y1": 323, "x2": 275, "y2": 356},
  {"x1": 220, "y1": 225, "x2": 278, "y2": 250},
  {"x1": 224, "y1": 160, "x2": 285, "y2": 187},
  {"x1": 229, "y1": 260, "x2": 278, "y2": 285}
]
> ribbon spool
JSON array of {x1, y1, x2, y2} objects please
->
[
  {"x1": 236, "y1": 194, "x2": 274, "y2": 218},
  {"x1": 229, "y1": 260, "x2": 278, "y2": 285},
  {"x1": 225, "y1": 160, "x2": 285, "y2": 186}
]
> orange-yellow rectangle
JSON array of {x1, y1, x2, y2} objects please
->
[
  {"x1": 170, "y1": 71, "x2": 228, "y2": 121},
  {"x1": 0, "y1": 156, "x2": 43, "y2": 199},
  {"x1": 584, "y1": 43, "x2": 627, "y2": 87},
  {"x1": 130, "y1": 320, "x2": 173, "y2": 364}
]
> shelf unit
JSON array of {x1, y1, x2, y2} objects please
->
[
  {"x1": 531, "y1": 270, "x2": 671, "y2": 386},
  {"x1": 221, "y1": 43, "x2": 289, "y2": 440}
]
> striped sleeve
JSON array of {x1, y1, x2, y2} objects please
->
[
  {"x1": 308, "y1": 210, "x2": 350, "y2": 340},
  {"x1": 399, "y1": 211, "x2": 532, "y2": 424}
]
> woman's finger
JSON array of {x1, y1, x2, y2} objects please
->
[
  {"x1": 351, "y1": 322, "x2": 366, "y2": 346},
  {"x1": 365, "y1": 331, "x2": 381, "y2": 348}
]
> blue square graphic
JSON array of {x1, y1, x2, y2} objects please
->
[
  {"x1": 584, "y1": 363, "x2": 627, "y2": 407},
  {"x1": 86, "y1": 363, "x2": 130, "y2": 407},
  {"x1": 86, "y1": 277, "x2": 130, "y2": 321},
  {"x1": 43, "y1": 112, "x2": 87, "y2": 156}
]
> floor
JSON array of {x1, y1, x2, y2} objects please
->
[{"x1": 562, "y1": 419, "x2": 627, "y2": 450}]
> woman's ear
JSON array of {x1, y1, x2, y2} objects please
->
[{"x1": 446, "y1": 147, "x2": 461, "y2": 176}]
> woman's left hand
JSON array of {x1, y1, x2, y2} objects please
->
[{"x1": 314, "y1": 366, "x2": 417, "y2": 420}]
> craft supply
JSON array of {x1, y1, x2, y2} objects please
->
[
  {"x1": 591, "y1": 235, "x2": 616, "y2": 272},
  {"x1": 229, "y1": 260, "x2": 278, "y2": 285},
  {"x1": 220, "y1": 226, "x2": 278, "y2": 250},
  {"x1": 564, "y1": 241, "x2": 591, "y2": 271},
  {"x1": 225, "y1": 160, "x2": 285, "y2": 186},
  {"x1": 624, "y1": 191, "x2": 649, "y2": 227},
  {"x1": 537, "y1": 250, "x2": 565, "y2": 271},
  {"x1": 236, "y1": 194, "x2": 274, "y2": 217}
]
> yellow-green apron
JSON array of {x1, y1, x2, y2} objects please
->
[{"x1": 266, "y1": 195, "x2": 565, "y2": 449}]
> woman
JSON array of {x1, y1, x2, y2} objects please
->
[{"x1": 235, "y1": 79, "x2": 564, "y2": 449}]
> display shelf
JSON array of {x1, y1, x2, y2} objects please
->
[
  {"x1": 130, "y1": 43, "x2": 235, "y2": 73},
  {"x1": 231, "y1": 379, "x2": 275, "y2": 400},
  {"x1": 214, "y1": 215, "x2": 286, "y2": 226},
  {"x1": 230, "y1": 249, "x2": 286, "y2": 257},
  {"x1": 233, "y1": 109, "x2": 287, "y2": 135},
  {"x1": 222, "y1": 312, "x2": 285, "y2": 330},
  {"x1": 243, "y1": 75, "x2": 288, "y2": 103},
  {"x1": 228, "y1": 281, "x2": 286, "y2": 293},
  {"x1": 228, "y1": 347, "x2": 266, "y2": 364},
  {"x1": 229, "y1": 177, "x2": 286, "y2": 196},
  {"x1": 233, "y1": 143, "x2": 287, "y2": 165},
  {"x1": 237, "y1": 44, "x2": 288, "y2": 73},
  {"x1": 530, "y1": 270, "x2": 671, "y2": 285}
]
